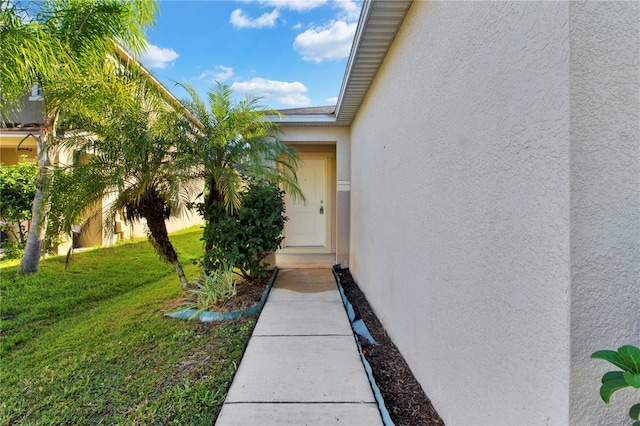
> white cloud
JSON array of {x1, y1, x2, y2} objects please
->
[
  {"x1": 335, "y1": 0, "x2": 361, "y2": 21},
  {"x1": 293, "y1": 20, "x2": 356, "y2": 62},
  {"x1": 257, "y1": 0, "x2": 327, "y2": 12},
  {"x1": 230, "y1": 8, "x2": 279, "y2": 28},
  {"x1": 197, "y1": 66, "x2": 234, "y2": 82},
  {"x1": 326, "y1": 96, "x2": 338, "y2": 104},
  {"x1": 231, "y1": 78, "x2": 311, "y2": 107},
  {"x1": 139, "y1": 45, "x2": 179, "y2": 69}
]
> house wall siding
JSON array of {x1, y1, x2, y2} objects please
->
[
  {"x1": 1, "y1": 147, "x2": 37, "y2": 165},
  {"x1": 2, "y1": 95, "x2": 43, "y2": 125},
  {"x1": 569, "y1": 2, "x2": 640, "y2": 424},
  {"x1": 349, "y1": 2, "x2": 572, "y2": 424}
]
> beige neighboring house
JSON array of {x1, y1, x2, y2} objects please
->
[
  {"x1": 275, "y1": 1, "x2": 639, "y2": 425},
  {"x1": 0, "y1": 51, "x2": 203, "y2": 255}
]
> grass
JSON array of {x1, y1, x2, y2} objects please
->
[{"x1": 0, "y1": 227, "x2": 256, "y2": 425}]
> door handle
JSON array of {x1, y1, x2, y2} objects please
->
[{"x1": 319, "y1": 206, "x2": 324, "y2": 214}]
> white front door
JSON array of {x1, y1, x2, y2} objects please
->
[{"x1": 285, "y1": 158, "x2": 326, "y2": 247}]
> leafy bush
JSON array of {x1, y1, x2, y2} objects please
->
[
  {"x1": 1, "y1": 239, "x2": 25, "y2": 260},
  {"x1": 0, "y1": 158, "x2": 87, "y2": 257},
  {"x1": 0, "y1": 157, "x2": 37, "y2": 248},
  {"x1": 592, "y1": 345, "x2": 640, "y2": 425},
  {"x1": 44, "y1": 167, "x2": 88, "y2": 254},
  {"x1": 202, "y1": 181, "x2": 287, "y2": 280},
  {"x1": 186, "y1": 262, "x2": 236, "y2": 316}
]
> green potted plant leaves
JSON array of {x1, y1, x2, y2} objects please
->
[{"x1": 592, "y1": 345, "x2": 640, "y2": 425}]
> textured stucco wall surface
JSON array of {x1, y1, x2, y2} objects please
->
[
  {"x1": 349, "y1": 2, "x2": 572, "y2": 424},
  {"x1": 279, "y1": 126, "x2": 351, "y2": 182},
  {"x1": 569, "y1": 2, "x2": 640, "y2": 425}
]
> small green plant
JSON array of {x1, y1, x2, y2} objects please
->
[
  {"x1": 592, "y1": 345, "x2": 640, "y2": 425},
  {"x1": 187, "y1": 263, "x2": 237, "y2": 316}
]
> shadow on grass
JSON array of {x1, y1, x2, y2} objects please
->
[{"x1": 0, "y1": 228, "x2": 255, "y2": 424}]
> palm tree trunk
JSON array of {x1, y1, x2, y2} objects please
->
[
  {"x1": 18, "y1": 165, "x2": 50, "y2": 274},
  {"x1": 19, "y1": 114, "x2": 56, "y2": 274},
  {"x1": 144, "y1": 210, "x2": 189, "y2": 290},
  {"x1": 203, "y1": 179, "x2": 223, "y2": 252},
  {"x1": 171, "y1": 259, "x2": 189, "y2": 291}
]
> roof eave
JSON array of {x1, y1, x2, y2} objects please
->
[
  {"x1": 263, "y1": 1, "x2": 414, "y2": 128},
  {"x1": 113, "y1": 43, "x2": 203, "y2": 129},
  {"x1": 270, "y1": 113, "x2": 338, "y2": 127},
  {"x1": 334, "y1": 0, "x2": 413, "y2": 126}
]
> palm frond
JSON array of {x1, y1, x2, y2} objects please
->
[
  {"x1": 0, "y1": 1, "x2": 62, "y2": 115},
  {"x1": 212, "y1": 166, "x2": 244, "y2": 214},
  {"x1": 177, "y1": 82, "x2": 304, "y2": 216}
]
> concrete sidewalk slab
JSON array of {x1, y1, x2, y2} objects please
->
[
  {"x1": 275, "y1": 269, "x2": 337, "y2": 284},
  {"x1": 253, "y1": 300, "x2": 352, "y2": 336},
  {"x1": 224, "y1": 335, "x2": 374, "y2": 403},
  {"x1": 215, "y1": 269, "x2": 383, "y2": 425},
  {"x1": 216, "y1": 402, "x2": 382, "y2": 426},
  {"x1": 267, "y1": 285, "x2": 343, "y2": 303}
]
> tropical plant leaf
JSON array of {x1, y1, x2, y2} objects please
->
[
  {"x1": 602, "y1": 371, "x2": 625, "y2": 384},
  {"x1": 593, "y1": 350, "x2": 629, "y2": 371},
  {"x1": 619, "y1": 346, "x2": 640, "y2": 375},
  {"x1": 624, "y1": 372, "x2": 640, "y2": 389},
  {"x1": 600, "y1": 379, "x2": 630, "y2": 404},
  {"x1": 630, "y1": 403, "x2": 640, "y2": 421}
]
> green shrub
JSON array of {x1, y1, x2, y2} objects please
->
[
  {"x1": 202, "y1": 181, "x2": 286, "y2": 280},
  {"x1": 186, "y1": 262, "x2": 236, "y2": 316},
  {"x1": 0, "y1": 157, "x2": 37, "y2": 246},
  {"x1": 1, "y1": 239, "x2": 25, "y2": 260},
  {"x1": 592, "y1": 345, "x2": 640, "y2": 425}
]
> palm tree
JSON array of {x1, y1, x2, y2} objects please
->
[
  {"x1": 0, "y1": 0, "x2": 158, "y2": 274},
  {"x1": 55, "y1": 70, "x2": 196, "y2": 290},
  {"x1": 179, "y1": 82, "x2": 304, "y2": 252}
]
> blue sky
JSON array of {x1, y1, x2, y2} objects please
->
[{"x1": 137, "y1": 0, "x2": 363, "y2": 110}]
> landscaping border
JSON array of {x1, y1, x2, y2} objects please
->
[
  {"x1": 332, "y1": 265, "x2": 394, "y2": 426},
  {"x1": 165, "y1": 267, "x2": 279, "y2": 322}
]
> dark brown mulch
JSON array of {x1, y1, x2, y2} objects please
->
[{"x1": 336, "y1": 268, "x2": 444, "y2": 426}]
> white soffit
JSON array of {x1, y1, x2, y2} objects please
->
[
  {"x1": 334, "y1": 0, "x2": 413, "y2": 126},
  {"x1": 275, "y1": 0, "x2": 412, "y2": 127}
]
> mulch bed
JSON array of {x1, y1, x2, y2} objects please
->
[
  {"x1": 214, "y1": 275, "x2": 270, "y2": 312},
  {"x1": 336, "y1": 268, "x2": 444, "y2": 426},
  {"x1": 167, "y1": 275, "x2": 271, "y2": 313}
]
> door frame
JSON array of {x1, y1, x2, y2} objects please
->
[{"x1": 280, "y1": 152, "x2": 334, "y2": 254}]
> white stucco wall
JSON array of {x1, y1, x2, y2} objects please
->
[
  {"x1": 569, "y1": 2, "x2": 640, "y2": 425},
  {"x1": 279, "y1": 126, "x2": 351, "y2": 182},
  {"x1": 349, "y1": 2, "x2": 572, "y2": 424}
]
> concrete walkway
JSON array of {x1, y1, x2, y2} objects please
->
[{"x1": 216, "y1": 269, "x2": 383, "y2": 426}]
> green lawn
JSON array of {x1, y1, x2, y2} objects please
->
[{"x1": 0, "y1": 228, "x2": 255, "y2": 425}]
